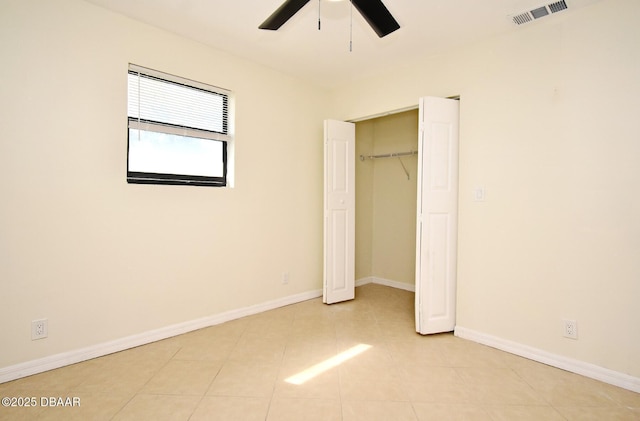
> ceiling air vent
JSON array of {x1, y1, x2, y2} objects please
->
[
  {"x1": 548, "y1": 0, "x2": 569, "y2": 13},
  {"x1": 510, "y1": 0, "x2": 568, "y2": 25}
]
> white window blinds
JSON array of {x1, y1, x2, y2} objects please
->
[{"x1": 127, "y1": 64, "x2": 230, "y2": 141}]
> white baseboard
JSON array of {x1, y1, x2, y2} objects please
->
[
  {"x1": 0, "y1": 289, "x2": 322, "y2": 384},
  {"x1": 355, "y1": 276, "x2": 375, "y2": 287},
  {"x1": 455, "y1": 326, "x2": 640, "y2": 394},
  {"x1": 356, "y1": 276, "x2": 415, "y2": 292}
]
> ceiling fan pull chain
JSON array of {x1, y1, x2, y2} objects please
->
[{"x1": 318, "y1": 0, "x2": 321, "y2": 30}]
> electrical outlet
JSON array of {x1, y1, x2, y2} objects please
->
[
  {"x1": 563, "y1": 319, "x2": 578, "y2": 339},
  {"x1": 31, "y1": 319, "x2": 48, "y2": 340},
  {"x1": 282, "y1": 271, "x2": 289, "y2": 285}
]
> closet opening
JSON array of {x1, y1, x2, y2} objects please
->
[{"x1": 354, "y1": 109, "x2": 419, "y2": 299}]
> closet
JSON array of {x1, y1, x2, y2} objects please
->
[{"x1": 324, "y1": 97, "x2": 459, "y2": 334}]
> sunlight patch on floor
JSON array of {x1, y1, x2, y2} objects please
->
[{"x1": 285, "y1": 344, "x2": 372, "y2": 385}]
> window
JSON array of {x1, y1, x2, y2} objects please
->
[{"x1": 127, "y1": 64, "x2": 233, "y2": 187}]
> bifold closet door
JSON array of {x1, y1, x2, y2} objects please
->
[
  {"x1": 415, "y1": 97, "x2": 460, "y2": 335},
  {"x1": 323, "y1": 119, "x2": 356, "y2": 304}
]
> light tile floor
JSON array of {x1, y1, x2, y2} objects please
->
[{"x1": 1, "y1": 284, "x2": 639, "y2": 420}]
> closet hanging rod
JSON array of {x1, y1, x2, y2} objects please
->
[{"x1": 359, "y1": 150, "x2": 417, "y2": 161}]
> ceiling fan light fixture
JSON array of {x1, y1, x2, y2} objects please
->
[{"x1": 259, "y1": 0, "x2": 399, "y2": 38}]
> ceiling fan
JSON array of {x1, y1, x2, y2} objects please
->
[{"x1": 259, "y1": 0, "x2": 400, "y2": 38}]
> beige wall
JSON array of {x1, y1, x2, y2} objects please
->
[
  {"x1": 0, "y1": 0, "x2": 329, "y2": 367},
  {"x1": 331, "y1": 0, "x2": 640, "y2": 378},
  {"x1": 354, "y1": 121, "x2": 374, "y2": 280},
  {"x1": 355, "y1": 111, "x2": 419, "y2": 287}
]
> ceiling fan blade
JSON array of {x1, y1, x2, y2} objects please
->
[
  {"x1": 351, "y1": 0, "x2": 400, "y2": 38},
  {"x1": 259, "y1": 0, "x2": 312, "y2": 30}
]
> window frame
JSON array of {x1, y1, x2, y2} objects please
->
[{"x1": 126, "y1": 64, "x2": 233, "y2": 187}]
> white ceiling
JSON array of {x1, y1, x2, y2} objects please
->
[{"x1": 84, "y1": 0, "x2": 602, "y2": 88}]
